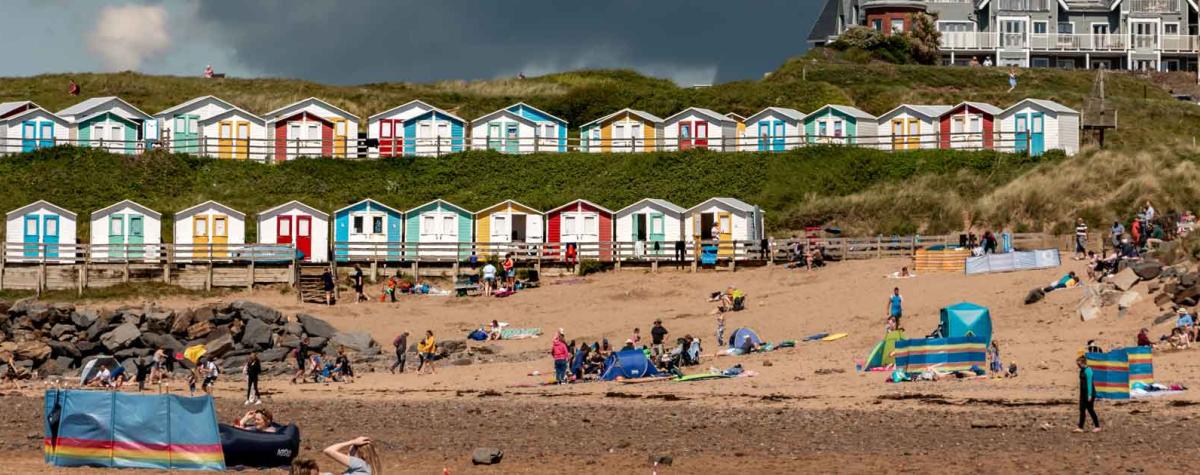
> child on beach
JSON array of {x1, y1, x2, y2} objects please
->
[
  {"x1": 989, "y1": 341, "x2": 1003, "y2": 375},
  {"x1": 716, "y1": 314, "x2": 725, "y2": 347}
]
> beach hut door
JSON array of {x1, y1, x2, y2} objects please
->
[
  {"x1": 174, "y1": 114, "x2": 199, "y2": 153},
  {"x1": 277, "y1": 216, "x2": 293, "y2": 248},
  {"x1": 504, "y1": 123, "x2": 519, "y2": 154},
  {"x1": 1013, "y1": 115, "x2": 1028, "y2": 153},
  {"x1": 218, "y1": 121, "x2": 233, "y2": 159},
  {"x1": 109, "y1": 215, "x2": 126, "y2": 259},
  {"x1": 679, "y1": 123, "x2": 693, "y2": 150},
  {"x1": 193, "y1": 215, "x2": 210, "y2": 259},
  {"x1": 128, "y1": 216, "x2": 145, "y2": 259},
  {"x1": 699, "y1": 213, "x2": 715, "y2": 240},
  {"x1": 23, "y1": 215, "x2": 38, "y2": 258},
  {"x1": 296, "y1": 216, "x2": 312, "y2": 261},
  {"x1": 1029, "y1": 112, "x2": 1044, "y2": 156},
  {"x1": 212, "y1": 216, "x2": 229, "y2": 257},
  {"x1": 43, "y1": 215, "x2": 59, "y2": 258},
  {"x1": 527, "y1": 214, "x2": 543, "y2": 243},
  {"x1": 511, "y1": 214, "x2": 527, "y2": 242},
  {"x1": 649, "y1": 213, "x2": 665, "y2": 242},
  {"x1": 634, "y1": 214, "x2": 647, "y2": 241},
  {"x1": 22, "y1": 121, "x2": 37, "y2": 152},
  {"x1": 694, "y1": 122, "x2": 709, "y2": 149}
]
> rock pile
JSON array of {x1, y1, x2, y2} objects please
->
[
  {"x1": 0, "y1": 299, "x2": 379, "y2": 380},
  {"x1": 1077, "y1": 260, "x2": 1192, "y2": 321}
]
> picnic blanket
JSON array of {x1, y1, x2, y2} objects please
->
[{"x1": 500, "y1": 328, "x2": 542, "y2": 340}]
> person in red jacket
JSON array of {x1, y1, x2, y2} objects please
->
[{"x1": 551, "y1": 331, "x2": 569, "y2": 384}]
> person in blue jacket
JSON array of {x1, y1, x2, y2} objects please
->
[{"x1": 1075, "y1": 355, "x2": 1101, "y2": 432}]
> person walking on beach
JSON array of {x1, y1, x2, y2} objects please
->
[
  {"x1": 322, "y1": 268, "x2": 336, "y2": 305},
  {"x1": 887, "y1": 287, "x2": 903, "y2": 327},
  {"x1": 552, "y1": 331, "x2": 569, "y2": 384},
  {"x1": 390, "y1": 331, "x2": 409, "y2": 374},
  {"x1": 674, "y1": 239, "x2": 686, "y2": 269},
  {"x1": 352, "y1": 264, "x2": 367, "y2": 303},
  {"x1": 650, "y1": 320, "x2": 669, "y2": 359},
  {"x1": 1074, "y1": 218, "x2": 1088, "y2": 260},
  {"x1": 1075, "y1": 355, "x2": 1101, "y2": 432},
  {"x1": 417, "y1": 330, "x2": 437, "y2": 375},
  {"x1": 716, "y1": 314, "x2": 726, "y2": 347},
  {"x1": 244, "y1": 352, "x2": 262, "y2": 405}
]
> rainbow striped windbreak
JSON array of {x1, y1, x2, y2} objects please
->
[
  {"x1": 893, "y1": 336, "x2": 987, "y2": 374},
  {"x1": 44, "y1": 389, "x2": 225, "y2": 471},
  {"x1": 1086, "y1": 346, "x2": 1154, "y2": 400}
]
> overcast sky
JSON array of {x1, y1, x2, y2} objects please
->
[{"x1": 2, "y1": 0, "x2": 824, "y2": 86}]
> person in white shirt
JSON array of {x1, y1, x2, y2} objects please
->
[
  {"x1": 482, "y1": 263, "x2": 497, "y2": 296},
  {"x1": 201, "y1": 358, "x2": 219, "y2": 395}
]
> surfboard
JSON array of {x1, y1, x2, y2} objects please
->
[{"x1": 821, "y1": 333, "x2": 849, "y2": 342}]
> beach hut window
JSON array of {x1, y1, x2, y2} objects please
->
[
  {"x1": 111, "y1": 218, "x2": 123, "y2": 235},
  {"x1": 422, "y1": 215, "x2": 436, "y2": 236},
  {"x1": 442, "y1": 215, "x2": 455, "y2": 234},
  {"x1": 279, "y1": 219, "x2": 291, "y2": 236},
  {"x1": 719, "y1": 215, "x2": 731, "y2": 234},
  {"x1": 213, "y1": 217, "x2": 227, "y2": 237},
  {"x1": 25, "y1": 218, "x2": 37, "y2": 235},
  {"x1": 583, "y1": 215, "x2": 597, "y2": 237},
  {"x1": 352, "y1": 216, "x2": 364, "y2": 234},
  {"x1": 563, "y1": 216, "x2": 577, "y2": 235},
  {"x1": 372, "y1": 216, "x2": 384, "y2": 234},
  {"x1": 195, "y1": 219, "x2": 208, "y2": 237},
  {"x1": 45, "y1": 218, "x2": 58, "y2": 237},
  {"x1": 651, "y1": 217, "x2": 663, "y2": 234},
  {"x1": 298, "y1": 218, "x2": 309, "y2": 236}
]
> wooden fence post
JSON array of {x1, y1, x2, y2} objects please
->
[
  {"x1": 876, "y1": 236, "x2": 883, "y2": 259},
  {"x1": 164, "y1": 244, "x2": 173, "y2": 284},
  {"x1": 0, "y1": 242, "x2": 6, "y2": 291}
]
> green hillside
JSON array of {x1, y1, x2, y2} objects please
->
[
  {"x1": 0, "y1": 146, "x2": 1046, "y2": 240},
  {"x1": 3, "y1": 57, "x2": 1196, "y2": 149}
]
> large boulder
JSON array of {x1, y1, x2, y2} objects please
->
[
  {"x1": 211, "y1": 311, "x2": 237, "y2": 326},
  {"x1": 71, "y1": 310, "x2": 98, "y2": 329},
  {"x1": 187, "y1": 321, "x2": 214, "y2": 340},
  {"x1": 1107, "y1": 268, "x2": 1140, "y2": 292},
  {"x1": 1131, "y1": 261, "x2": 1163, "y2": 280},
  {"x1": 74, "y1": 340, "x2": 98, "y2": 356},
  {"x1": 118, "y1": 306, "x2": 145, "y2": 327},
  {"x1": 145, "y1": 311, "x2": 175, "y2": 333},
  {"x1": 140, "y1": 333, "x2": 184, "y2": 353},
  {"x1": 439, "y1": 339, "x2": 466, "y2": 355},
  {"x1": 330, "y1": 332, "x2": 374, "y2": 353},
  {"x1": 260, "y1": 347, "x2": 292, "y2": 363},
  {"x1": 191, "y1": 305, "x2": 216, "y2": 325},
  {"x1": 232, "y1": 301, "x2": 284, "y2": 324},
  {"x1": 86, "y1": 312, "x2": 116, "y2": 341},
  {"x1": 50, "y1": 324, "x2": 76, "y2": 339},
  {"x1": 115, "y1": 347, "x2": 152, "y2": 359},
  {"x1": 26, "y1": 303, "x2": 53, "y2": 327},
  {"x1": 46, "y1": 340, "x2": 81, "y2": 359},
  {"x1": 15, "y1": 341, "x2": 52, "y2": 362},
  {"x1": 204, "y1": 332, "x2": 235, "y2": 358},
  {"x1": 282, "y1": 322, "x2": 303, "y2": 336},
  {"x1": 100, "y1": 323, "x2": 142, "y2": 352},
  {"x1": 297, "y1": 314, "x2": 336, "y2": 338},
  {"x1": 170, "y1": 309, "x2": 195, "y2": 335},
  {"x1": 240, "y1": 318, "x2": 273, "y2": 349}
]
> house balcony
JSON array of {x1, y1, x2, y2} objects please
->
[
  {"x1": 941, "y1": 32, "x2": 1200, "y2": 53},
  {"x1": 1128, "y1": 0, "x2": 1180, "y2": 13},
  {"x1": 996, "y1": 0, "x2": 1050, "y2": 10}
]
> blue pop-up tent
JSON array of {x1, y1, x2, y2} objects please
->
[
  {"x1": 600, "y1": 349, "x2": 661, "y2": 381},
  {"x1": 727, "y1": 327, "x2": 763, "y2": 348},
  {"x1": 939, "y1": 302, "x2": 992, "y2": 346}
]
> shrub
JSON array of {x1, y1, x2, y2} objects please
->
[{"x1": 577, "y1": 259, "x2": 611, "y2": 276}]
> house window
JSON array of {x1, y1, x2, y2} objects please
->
[
  {"x1": 937, "y1": 21, "x2": 975, "y2": 33},
  {"x1": 1033, "y1": 21, "x2": 1047, "y2": 34},
  {"x1": 1031, "y1": 57, "x2": 1050, "y2": 67},
  {"x1": 1057, "y1": 22, "x2": 1073, "y2": 34},
  {"x1": 1056, "y1": 59, "x2": 1076, "y2": 69},
  {"x1": 891, "y1": 19, "x2": 904, "y2": 34},
  {"x1": 872, "y1": 19, "x2": 882, "y2": 30},
  {"x1": 1165, "y1": 23, "x2": 1179, "y2": 35}
]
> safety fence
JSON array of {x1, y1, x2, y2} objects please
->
[{"x1": 0, "y1": 128, "x2": 1056, "y2": 161}]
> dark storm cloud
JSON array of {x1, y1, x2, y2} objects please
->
[{"x1": 194, "y1": 0, "x2": 824, "y2": 85}]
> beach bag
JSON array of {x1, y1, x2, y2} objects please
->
[{"x1": 468, "y1": 330, "x2": 488, "y2": 341}]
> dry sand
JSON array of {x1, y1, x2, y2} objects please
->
[{"x1": 6, "y1": 258, "x2": 1200, "y2": 473}]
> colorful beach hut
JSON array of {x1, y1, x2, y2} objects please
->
[
  {"x1": 876, "y1": 104, "x2": 950, "y2": 150},
  {"x1": 802, "y1": 104, "x2": 877, "y2": 145},
  {"x1": 725, "y1": 112, "x2": 747, "y2": 150},
  {"x1": 366, "y1": 100, "x2": 465, "y2": 157},
  {"x1": 333, "y1": 199, "x2": 403, "y2": 262},
  {"x1": 404, "y1": 199, "x2": 473, "y2": 259},
  {"x1": 938, "y1": 102, "x2": 1002, "y2": 150},
  {"x1": 264, "y1": 97, "x2": 359, "y2": 160},
  {"x1": 683, "y1": 197, "x2": 765, "y2": 257},
  {"x1": 579, "y1": 108, "x2": 664, "y2": 153},
  {"x1": 470, "y1": 103, "x2": 566, "y2": 153},
  {"x1": 474, "y1": 200, "x2": 544, "y2": 257},
  {"x1": 174, "y1": 201, "x2": 246, "y2": 260},
  {"x1": 198, "y1": 106, "x2": 268, "y2": 161},
  {"x1": 999, "y1": 98, "x2": 1080, "y2": 156},
  {"x1": 90, "y1": 200, "x2": 161, "y2": 261},
  {"x1": 57, "y1": 97, "x2": 153, "y2": 154},
  {"x1": 614, "y1": 198, "x2": 684, "y2": 257},
  {"x1": 0, "y1": 104, "x2": 69, "y2": 154},
  {"x1": 257, "y1": 201, "x2": 329, "y2": 263},
  {"x1": 546, "y1": 199, "x2": 614, "y2": 260},
  {"x1": 5, "y1": 200, "x2": 77, "y2": 263},
  {"x1": 662, "y1": 107, "x2": 737, "y2": 151},
  {"x1": 154, "y1": 96, "x2": 238, "y2": 154},
  {"x1": 743, "y1": 107, "x2": 805, "y2": 152}
]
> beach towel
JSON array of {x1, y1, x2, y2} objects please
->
[
  {"x1": 500, "y1": 328, "x2": 542, "y2": 340},
  {"x1": 821, "y1": 333, "x2": 848, "y2": 342},
  {"x1": 674, "y1": 373, "x2": 731, "y2": 382},
  {"x1": 494, "y1": 289, "x2": 515, "y2": 298}
]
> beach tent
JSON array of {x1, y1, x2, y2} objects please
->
[
  {"x1": 44, "y1": 389, "x2": 225, "y2": 470},
  {"x1": 78, "y1": 356, "x2": 118, "y2": 385},
  {"x1": 864, "y1": 330, "x2": 906, "y2": 370},
  {"x1": 1086, "y1": 346, "x2": 1153, "y2": 400},
  {"x1": 600, "y1": 349, "x2": 661, "y2": 381},
  {"x1": 893, "y1": 336, "x2": 987, "y2": 374},
  {"x1": 727, "y1": 327, "x2": 763, "y2": 348},
  {"x1": 939, "y1": 302, "x2": 992, "y2": 346}
]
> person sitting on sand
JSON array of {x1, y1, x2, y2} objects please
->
[
  {"x1": 334, "y1": 348, "x2": 354, "y2": 383},
  {"x1": 1085, "y1": 339, "x2": 1104, "y2": 354},
  {"x1": 621, "y1": 339, "x2": 635, "y2": 351},
  {"x1": 488, "y1": 320, "x2": 503, "y2": 340},
  {"x1": 323, "y1": 436, "x2": 380, "y2": 475},
  {"x1": 291, "y1": 458, "x2": 321, "y2": 475},
  {"x1": 235, "y1": 408, "x2": 278, "y2": 433},
  {"x1": 1137, "y1": 328, "x2": 1153, "y2": 347}
]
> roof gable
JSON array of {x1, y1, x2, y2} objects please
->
[
  {"x1": 405, "y1": 199, "x2": 472, "y2": 216},
  {"x1": 877, "y1": 104, "x2": 952, "y2": 122},
  {"x1": 685, "y1": 197, "x2": 757, "y2": 214},
  {"x1": 744, "y1": 107, "x2": 806, "y2": 124},
  {"x1": 2, "y1": 107, "x2": 69, "y2": 127},
  {"x1": 264, "y1": 97, "x2": 357, "y2": 122},
  {"x1": 615, "y1": 198, "x2": 685, "y2": 216},
  {"x1": 663, "y1": 107, "x2": 735, "y2": 125},
  {"x1": 1001, "y1": 98, "x2": 1079, "y2": 116},
  {"x1": 200, "y1": 106, "x2": 267, "y2": 126},
  {"x1": 476, "y1": 199, "x2": 541, "y2": 215},
  {"x1": 58, "y1": 96, "x2": 152, "y2": 121},
  {"x1": 547, "y1": 199, "x2": 614, "y2": 215},
  {"x1": 7, "y1": 200, "x2": 77, "y2": 219},
  {"x1": 367, "y1": 100, "x2": 464, "y2": 123},
  {"x1": 258, "y1": 200, "x2": 329, "y2": 220},
  {"x1": 154, "y1": 95, "x2": 237, "y2": 118},
  {"x1": 506, "y1": 102, "x2": 567, "y2": 125},
  {"x1": 333, "y1": 199, "x2": 403, "y2": 216},
  {"x1": 175, "y1": 200, "x2": 245, "y2": 220},
  {"x1": 943, "y1": 101, "x2": 1003, "y2": 117},
  {"x1": 581, "y1": 108, "x2": 664, "y2": 128},
  {"x1": 91, "y1": 200, "x2": 161, "y2": 220},
  {"x1": 0, "y1": 101, "x2": 41, "y2": 119},
  {"x1": 806, "y1": 104, "x2": 875, "y2": 121},
  {"x1": 472, "y1": 108, "x2": 538, "y2": 127}
]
